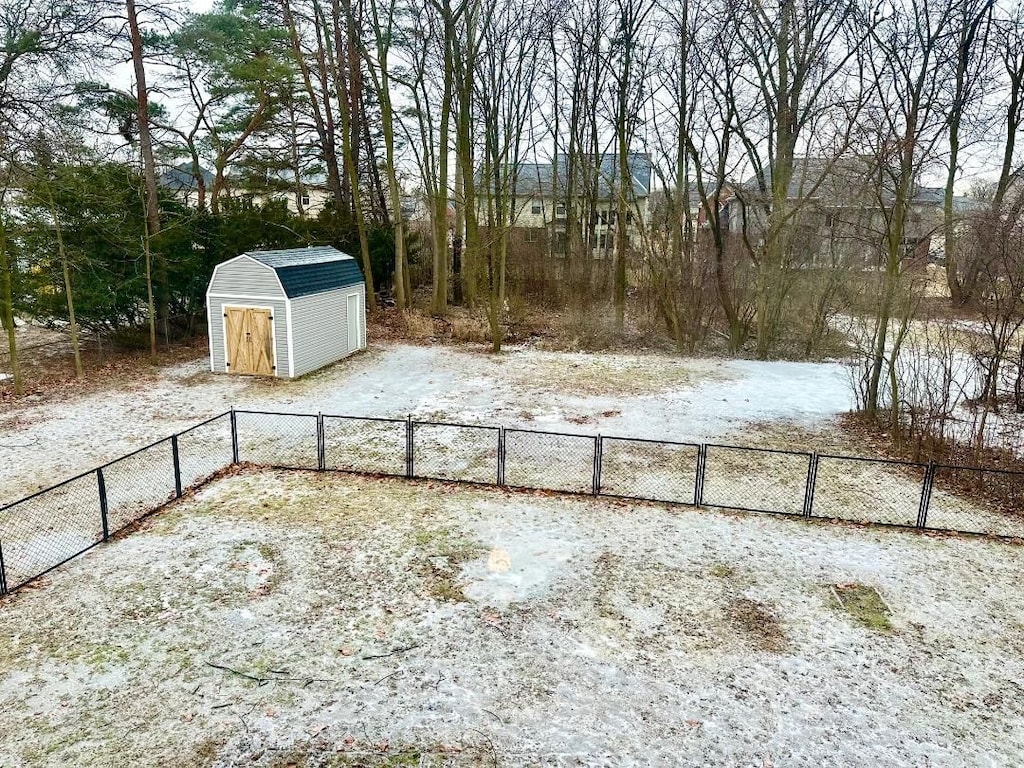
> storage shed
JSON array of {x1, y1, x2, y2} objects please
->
[{"x1": 206, "y1": 246, "x2": 366, "y2": 378}]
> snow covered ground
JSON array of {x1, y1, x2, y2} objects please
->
[
  {"x1": 1, "y1": 470, "x2": 1022, "y2": 767},
  {"x1": 0, "y1": 343, "x2": 854, "y2": 506}
]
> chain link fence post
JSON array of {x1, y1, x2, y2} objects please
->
[
  {"x1": 497, "y1": 426, "x2": 506, "y2": 485},
  {"x1": 230, "y1": 408, "x2": 239, "y2": 464},
  {"x1": 0, "y1": 540, "x2": 8, "y2": 596},
  {"x1": 317, "y1": 413, "x2": 326, "y2": 471},
  {"x1": 405, "y1": 416, "x2": 414, "y2": 479},
  {"x1": 694, "y1": 444, "x2": 707, "y2": 506},
  {"x1": 917, "y1": 461, "x2": 937, "y2": 528},
  {"x1": 97, "y1": 468, "x2": 110, "y2": 542},
  {"x1": 592, "y1": 435, "x2": 603, "y2": 495},
  {"x1": 803, "y1": 452, "x2": 819, "y2": 518},
  {"x1": 171, "y1": 435, "x2": 183, "y2": 499}
]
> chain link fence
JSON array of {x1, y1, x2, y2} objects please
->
[
  {"x1": 0, "y1": 412, "x2": 234, "y2": 595},
  {"x1": 233, "y1": 410, "x2": 320, "y2": 470},
  {"x1": 504, "y1": 429, "x2": 597, "y2": 493},
  {"x1": 412, "y1": 422, "x2": 500, "y2": 484},
  {"x1": 701, "y1": 445, "x2": 812, "y2": 516},
  {"x1": 598, "y1": 437, "x2": 699, "y2": 504},
  {"x1": 323, "y1": 415, "x2": 407, "y2": 475},
  {"x1": 810, "y1": 455, "x2": 926, "y2": 527},
  {"x1": 4, "y1": 407, "x2": 1024, "y2": 599}
]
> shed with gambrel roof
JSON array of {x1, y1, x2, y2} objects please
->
[{"x1": 206, "y1": 246, "x2": 366, "y2": 378}]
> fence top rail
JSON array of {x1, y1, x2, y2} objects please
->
[
  {"x1": 412, "y1": 420, "x2": 500, "y2": 432},
  {"x1": 175, "y1": 411, "x2": 233, "y2": 437},
  {"x1": 322, "y1": 414, "x2": 408, "y2": 425},
  {"x1": 816, "y1": 453, "x2": 927, "y2": 469},
  {"x1": 933, "y1": 462, "x2": 1024, "y2": 478},
  {"x1": 704, "y1": 442, "x2": 812, "y2": 459},
  {"x1": 233, "y1": 409, "x2": 318, "y2": 419},
  {"x1": 504, "y1": 427, "x2": 599, "y2": 441},
  {"x1": 601, "y1": 435, "x2": 702, "y2": 450},
  {"x1": 0, "y1": 467, "x2": 100, "y2": 513}
]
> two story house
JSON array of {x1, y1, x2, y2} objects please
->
[{"x1": 501, "y1": 153, "x2": 652, "y2": 257}]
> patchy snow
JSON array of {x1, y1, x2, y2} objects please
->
[
  {"x1": 1, "y1": 470, "x2": 1022, "y2": 766},
  {"x1": 0, "y1": 343, "x2": 854, "y2": 505}
]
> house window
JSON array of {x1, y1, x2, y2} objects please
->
[
  {"x1": 531, "y1": 201, "x2": 542, "y2": 215},
  {"x1": 300, "y1": 193, "x2": 310, "y2": 207},
  {"x1": 599, "y1": 210, "x2": 608, "y2": 225},
  {"x1": 525, "y1": 228, "x2": 538, "y2": 243},
  {"x1": 626, "y1": 211, "x2": 634, "y2": 224},
  {"x1": 598, "y1": 233, "x2": 608, "y2": 250},
  {"x1": 556, "y1": 202, "x2": 566, "y2": 218}
]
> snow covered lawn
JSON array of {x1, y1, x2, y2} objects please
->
[
  {"x1": 1, "y1": 469, "x2": 1022, "y2": 767},
  {"x1": 0, "y1": 343, "x2": 853, "y2": 507}
]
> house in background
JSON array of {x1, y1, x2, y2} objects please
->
[
  {"x1": 157, "y1": 163, "x2": 333, "y2": 217},
  {"x1": 502, "y1": 153, "x2": 653, "y2": 257},
  {"x1": 721, "y1": 156, "x2": 984, "y2": 266},
  {"x1": 157, "y1": 163, "x2": 215, "y2": 209}
]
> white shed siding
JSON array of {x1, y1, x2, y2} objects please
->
[
  {"x1": 289, "y1": 285, "x2": 365, "y2": 378},
  {"x1": 208, "y1": 256, "x2": 286, "y2": 299},
  {"x1": 207, "y1": 296, "x2": 289, "y2": 375}
]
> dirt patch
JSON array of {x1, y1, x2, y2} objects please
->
[
  {"x1": 728, "y1": 597, "x2": 789, "y2": 653},
  {"x1": 830, "y1": 583, "x2": 894, "y2": 632},
  {"x1": 413, "y1": 528, "x2": 486, "y2": 603}
]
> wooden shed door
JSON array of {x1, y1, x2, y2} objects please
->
[{"x1": 225, "y1": 308, "x2": 274, "y2": 375}]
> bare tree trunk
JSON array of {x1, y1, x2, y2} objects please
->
[
  {"x1": 126, "y1": 0, "x2": 165, "y2": 348},
  {"x1": 49, "y1": 192, "x2": 83, "y2": 378},
  {"x1": 332, "y1": 0, "x2": 377, "y2": 310},
  {"x1": 0, "y1": 215, "x2": 22, "y2": 395}
]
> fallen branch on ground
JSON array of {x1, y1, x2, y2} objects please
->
[
  {"x1": 360, "y1": 642, "x2": 422, "y2": 661},
  {"x1": 204, "y1": 661, "x2": 333, "y2": 687}
]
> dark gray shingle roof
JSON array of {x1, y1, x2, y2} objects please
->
[
  {"x1": 509, "y1": 153, "x2": 652, "y2": 199},
  {"x1": 244, "y1": 246, "x2": 364, "y2": 298}
]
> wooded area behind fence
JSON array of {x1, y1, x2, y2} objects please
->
[{"x1": 2, "y1": 408, "x2": 1022, "y2": 599}]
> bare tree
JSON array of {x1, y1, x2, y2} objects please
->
[
  {"x1": 860, "y1": 0, "x2": 958, "y2": 419},
  {"x1": 941, "y1": 0, "x2": 995, "y2": 304},
  {"x1": 476, "y1": 0, "x2": 541, "y2": 350}
]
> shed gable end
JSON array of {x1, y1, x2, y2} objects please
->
[{"x1": 208, "y1": 256, "x2": 286, "y2": 298}]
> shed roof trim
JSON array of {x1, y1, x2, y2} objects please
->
[{"x1": 243, "y1": 246, "x2": 355, "y2": 269}]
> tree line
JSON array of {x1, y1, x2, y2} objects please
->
[{"x1": 1, "y1": 0, "x2": 1024, "y2": 459}]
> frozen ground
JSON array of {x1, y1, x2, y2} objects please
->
[
  {"x1": 1, "y1": 470, "x2": 1022, "y2": 767},
  {"x1": 0, "y1": 343, "x2": 853, "y2": 506}
]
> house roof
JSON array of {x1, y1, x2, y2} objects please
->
[
  {"x1": 157, "y1": 163, "x2": 214, "y2": 191},
  {"x1": 243, "y1": 246, "x2": 364, "y2": 299},
  {"x1": 738, "y1": 158, "x2": 986, "y2": 211},
  {"x1": 509, "y1": 153, "x2": 652, "y2": 199}
]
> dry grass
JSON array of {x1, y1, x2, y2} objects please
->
[
  {"x1": 830, "y1": 583, "x2": 894, "y2": 632},
  {"x1": 0, "y1": 329, "x2": 208, "y2": 406}
]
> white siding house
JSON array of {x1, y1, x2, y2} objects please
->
[{"x1": 206, "y1": 246, "x2": 366, "y2": 379}]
